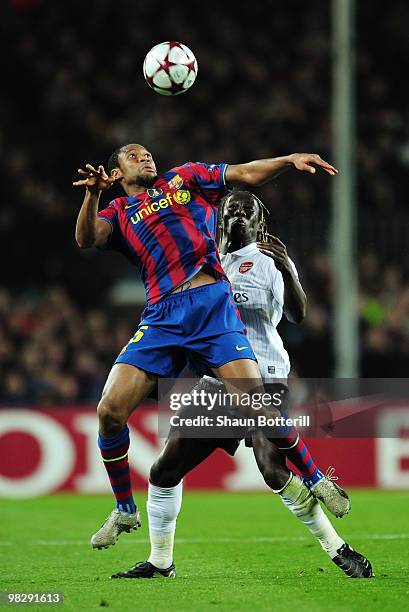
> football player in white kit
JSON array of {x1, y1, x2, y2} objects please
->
[{"x1": 111, "y1": 191, "x2": 373, "y2": 580}]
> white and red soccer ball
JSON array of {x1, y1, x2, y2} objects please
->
[{"x1": 143, "y1": 41, "x2": 198, "y2": 96}]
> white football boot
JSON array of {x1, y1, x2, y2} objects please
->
[
  {"x1": 310, "y1": 467, "x2": 351, "y2": 518},
  {"x1": 91, "y1": 509, "x2": 141, "y2": 549}
]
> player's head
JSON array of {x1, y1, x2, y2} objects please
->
[
  {"x1": 108, "y1": 144, "x2": 158, "y2": 189},
  {"x1": 219, "y1": 190, "x2": 268, "y2": 242}
]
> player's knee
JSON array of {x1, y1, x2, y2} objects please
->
[
  {"x1": 97, "y1": 397, "x2": 126, "y2": 437},
  {"x1": 149, "y1": 458, "x2": 182, "y2": 488},
  {"x1": 260, "y1": 462, "x2": 289, "y2": 491},
  {"x1": 149, "y1": 459, "x2": 166, "y2": 486}
]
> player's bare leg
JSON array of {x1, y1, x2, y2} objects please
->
[
  {"x1": 111, "y1": 435, "x2": 219, "y2": 579},
  {"x1": 98, "y1": 363, "x2": 157, "y2": 435},
  {"x1": 149, "y1": 435, "x2": 221, "y2": 487},
  {"x1": 212, "y1": 358, "x2": 272, "y2": 420},
  {"x1": 91, "y1": 364, "x2": 157, "y2": 549},
  {"x1": 212, "y1": 357, "x2": 262, "y2": 385},
  {"x1": 214, "y1": 362, "x2": 350, "y2": 517},
  {"x1": 251, "y1": 429, "x2": 292, "y2": 491},
  {"x1": 252, "y1": 431, "x2": 373, "y2": 578}
]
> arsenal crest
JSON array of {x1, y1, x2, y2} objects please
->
[
  {"x1": 147, "y1": 188, "x2": 164, "y2": 198},
  {"x1": 239, "y1": 262, "x2": 253, "y2": 274},
  {"x1": 168, "y1": 174, "x2": 184, "y2": 190}
]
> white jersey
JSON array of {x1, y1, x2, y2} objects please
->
[{"x1": 220, "y1": 242, "x2": 299, "y2": 379}]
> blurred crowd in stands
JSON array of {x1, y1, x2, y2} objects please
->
[
  {"x1": 0, "y1": 286, "x2": 136, "y2": 405},
  {"x1": 1, "y1": 0, "x2": 409, "y2": 403}
]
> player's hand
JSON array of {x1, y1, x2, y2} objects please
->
[
  {"x1": 257, "y1": 234, "x2": 293, "y2": 273},
  {"x1": 72, "y1": 164, "x2": 116, "y2": 194},
  {"x1": 289, "y1": 153, "x2": 338, "y2": 176}
]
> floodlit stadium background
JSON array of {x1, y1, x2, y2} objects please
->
[{"x1": 1, "y1": 0, "x2": 409, "y2": 495}]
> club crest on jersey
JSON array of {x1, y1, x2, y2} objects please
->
[
  {"x1": 239, "y1": 261, "x2": 253, "y2": 274},
  {"x1": 168, "y1": 174, "x2": 184, "y2": 190},
  {"x1": 147, "y1": 188, "x2": 164, "y2": 198},
  {"x1": 173, "y1": 190, "x2": 191, "y2": 205}
]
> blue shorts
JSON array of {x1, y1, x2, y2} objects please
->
[{"x1": 115, "y1": 280, "x2": 256, "y2": 377}]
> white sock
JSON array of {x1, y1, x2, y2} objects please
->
[
  {"x1": 147, "y1": 481, "x2": 183, "y2": 569},
  {"x1": 280, "y1": 475, "x2": 345, "y2": 559}
]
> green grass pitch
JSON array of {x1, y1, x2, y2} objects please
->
[{"x1": 1, "y1": 490, "x2": 409, "y2": 611}]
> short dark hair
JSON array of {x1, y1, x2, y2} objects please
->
[
  {"x1": 107, "y1": 143, "x2": 149, "y2": 173},
  {"x1": 107, "y1": 146, "x2": 124, "y2": 173}
]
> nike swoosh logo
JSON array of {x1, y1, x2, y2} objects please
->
[
  {"x1": 235, "y1": 346, "x2": 248, "y2": 351},
  {"x1": 125, "y1": 203, "x2": 139, "y2": 209}
]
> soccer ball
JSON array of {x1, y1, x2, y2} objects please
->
[{"x1": 143, "y1": 41, "x2": 198, "y2": 96}]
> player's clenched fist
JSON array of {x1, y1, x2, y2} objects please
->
[
  {"x1": 73, "y1": 164, "x2": 115, "y2": 194},
  {"x1": 257, "y1": 234, "x2": 293, "y2": 274}
]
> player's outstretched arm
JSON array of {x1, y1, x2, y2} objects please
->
[
  {"x1": 73, "y1": 164, "x2": 114, "y2": 248},
  {"x1": 257, "y1": 234, "x2": 307, "y2": 324},
  {"x1": 225, "y1": 153, "x2": 338, "y2": 186}
]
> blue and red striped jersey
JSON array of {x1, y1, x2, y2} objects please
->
[{"x1": 98, "y1": 162, "x2": 228, "y2": 305}]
